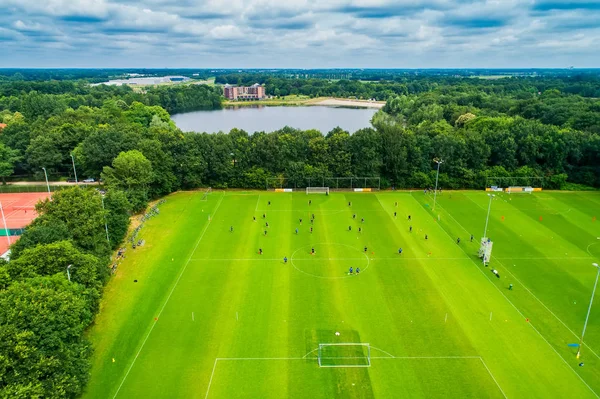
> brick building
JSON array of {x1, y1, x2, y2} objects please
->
[{"x1": 223, "y1": 83, "x2": 266, "y2": 100}]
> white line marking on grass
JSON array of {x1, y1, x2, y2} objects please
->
[
  {"x1": 420, "y1": 197, "x2": 600, "y2": 398},
  {"x1": 479, "y1": 357, "x2": 508, "y2": 399},
  {"x1": 254, "y1": 194, "x2": 260, "y2": 213},
  {"x1": 204, "y1": 358, "x2": 219, "y2": 399},
  {"x1": 495, "y1": 257, "x2": 594, "y2": 260},
  {"x1": 463, "y1": 194, "x2": 488, "y2": 211},
  {"x1": 113, "y1": 193, "x2": 225, "y2": 399},
  {"x1": 192, "y1": 312, "x2": 194, "y2": 321}
]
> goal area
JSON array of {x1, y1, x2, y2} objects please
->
[
  {"x1": 306, "y1": 187, "x2": 329, "y2": 195},
  {"x1": 318, "y1": 343, "x2": 371, "y2": 367}
]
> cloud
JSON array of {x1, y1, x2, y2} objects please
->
[{"x1": 0, "y1": 0, "x2": 599, "y2": 68}]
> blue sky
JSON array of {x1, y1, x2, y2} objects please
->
[{"x1": 0, "y1": 0, "x2": 598, "y2": 68}]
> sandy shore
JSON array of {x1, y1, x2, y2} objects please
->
[{"x1": 312, "y1": 98, "x2": 385, "y2": 108}]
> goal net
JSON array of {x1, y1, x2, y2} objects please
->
[
  {"x1": 318, "y1": 343, "x2": 371, "y2": 367},
  {"x1": 507, "y1": 186, "x2": 533, "y2": 194},
  {"x1": 306, "y1": 187, "x2": 329, "y2": 195}
]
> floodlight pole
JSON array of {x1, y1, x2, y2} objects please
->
[
  {"x1": 101, "y1": 195, "x2": 110, "y2": 245},
  {"x1": 432, "y1": 158, "x2": 444, "y2": 211},
  {"x1": 0, "y1": 201, "x2": 11, "y2": 247},
  {"x1": 70, "y1": 154, "x2": 78, "y2": 185},
  {"x1": 483, "y1": 194, "x2": 494, "y2": 239},
  {"x1": 67, "y1": 264, "x2": 72, "y2": 282},
  {"x1": 42, "y1": 167, "x2": 50, "y2": 194},
  {"x1": 577, "y1": 263, "x2": 600, "y2": 359}
]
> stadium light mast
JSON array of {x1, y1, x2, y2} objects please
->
[
  {"x1": 483, "y1": 194, "x2": 495, "y2": 239},
  {"x1": 100, "y1": 195, "x2": 110, "y2": 245},
  {"x1": 66, "y1": 264, "x2": 72, "y2": 282},
  {"x1": 577, "y1": 262, "x2": 600, "y2": 359},
  {"x1": 70, "y1": 154, "x2": 78, "y2": 185},
  {"x1": 0, "y1": 202, "x2": 11, "y2": 247},
  {"x1": 432, "y1": 158, "x2": 444, "y2": 211},
  {"x1": 41, "y1": 167, "x2": 50, "y2": 194}
]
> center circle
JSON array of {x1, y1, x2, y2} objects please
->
[
  {"x1": 587, "y1": 241, "x2": 600, "y2": 259},
  {"x1": 291, "y1": 243, "x2": 370, "y2": 279}
]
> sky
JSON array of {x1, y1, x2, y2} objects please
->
[{"x1": 0, "y1": 0, "x2": 599, "y2": 68}]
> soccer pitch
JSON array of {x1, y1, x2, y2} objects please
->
[{"x1": 84, "y1": 190, "x2": 600, "y2": 398}]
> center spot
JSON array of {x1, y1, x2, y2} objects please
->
[{"x1": 291, "y1": 243, "x2": 369, "y2": 279}]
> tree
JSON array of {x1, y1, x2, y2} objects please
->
[
  {"x1": 102, "y1": 189, "x2": 131, "y2": 248},
  {"x1": 0, "y1": 276, "x2": 93, "y2": 399},
  {"x1": 102, "y1": 150, "x2": 153, "y2": 212},
  {"x1": 0, "y1": 143, "x2": 20, "y2": 184}
]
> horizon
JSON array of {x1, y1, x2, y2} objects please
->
[{"x1": 1, "y1": 0, "x2": 599, "y2": 68}]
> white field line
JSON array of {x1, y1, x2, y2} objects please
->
[
  {"x1": 113, "y1": 193, "x2": 225, "y2": 399},
  {"x1": 254, "y1": 194, "x2": 260, "y2": 212},
  {"x1": 190, "y1": 256, "x2": 471, "y2": 262},
  {"x1": 204, "y1": 358, "x2": 219, "y2": 399},
  {"x1": 423, "y1": 198, "x2": 599, "y2": 398},
  {"x1": 434, "y1": 200, "x2": 600, "y2": 361},
  {"x1": 462, "y1": 194, "x2": 489, "y2": 212},
  {"x1": 479, "y1": 357, "x2": 508, "y2": 399},
  {"x1": 495, "y1": 257, "x2": 594, "y2": 260},
  {"x1": 205, "y1": 355, "x2": 490, "y2": 398}
]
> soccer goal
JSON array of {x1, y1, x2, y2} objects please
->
[
  {"x1": 506, "y1": 186, "x2": 533, "y2": 194},
  {"x1": 318, "y1": 343, "x2": 371, "y2": 367},
  {"x1": 306, "y1": 187, "x2": 329, "y2": 195}
]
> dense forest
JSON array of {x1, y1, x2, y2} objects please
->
[{"x1": 1, "y1": 71, "x2": 600, "y2": 397}]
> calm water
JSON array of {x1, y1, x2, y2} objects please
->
[{"x1": 171, "y1": 106, "x2": 378, "y2": 134}]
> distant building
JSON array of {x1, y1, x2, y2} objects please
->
[
  {"x1": 91, "y1": 76, "x2": 190, "y2": 86},
  {"x1": 223, "y1": 83, "x2": 266, "y2": 100}
]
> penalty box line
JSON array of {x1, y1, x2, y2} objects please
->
[
  {"x1": 113, "y1": 193, "x2": 225, "y2": 399},
  {"x1": 204, "y1": 355, "x2": 505, "y2": 399}
]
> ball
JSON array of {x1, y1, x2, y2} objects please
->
[{"x1": 335, "y1": 331, "x2": 340, "y2": 336}]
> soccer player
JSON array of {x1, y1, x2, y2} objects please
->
[
  {"x1": 364, "y1": 246, "x2": 367, "y2": 252},
  {"x1": 353, "y1": 214, "x2": 356, "y2": 219},
  {"x1": 284, "y1": 256, "x2": 288, "y2": 264},
  {"x1": 310, "y1": 227, "x2": 313, "y2": 233},
  {"x1": 264, "y1": 230, "x2": 268, "y2": 236},
  {"x1": 268, "y1": 201, "x2": 271, "y2": 206},
  {"x1": 349, "y1": 267, "x2": 353, "y2": 274},
  {"x1": 457, "y1": 237, "x2": 460, "y2": 244},
  {"x1": 259, "y1": 248, "x2": 263, "y2": 255},
  {"x1": 408, "y1": 215, "x2": 411, "y2": 221},
  {"x1": 409, "y1": 226, "x2": 412, "y2": 233},
  {"x1": 266, "y1": 222, "x2": 269, "y2": 227},
  {"x1": 395, "y1": 201, "x2": 398, "y2": 207},
  {"x1": 509, "y1": 284, "x2": 513, "y2": 290},
  {"x1": 230, "y1": 226, "x2": 233, "y2": 232},
  {"x1": 253, "y1": 216, "x2": 256, "y2": 222},
  {"x1": 425, "y1": 234, "x2": 428, "y2": 240},
  {"x1": 348, "y1": 201, "x2": 351, "y2": 206},
  {"x1": 361, "y1": 218, "x2": 364, "y2": 223},
  {"x1": 398, "y1": 248, "x2": 403, "y2": 255},
  {"x1": 309, "y1": 200, "x2": 312, "y2": 205},
  {"x1": 394, "y1": 211, "x2": 397, "y2": 218},
  {"x1": 356, "y1": 267, "x2": 360, "y2": 274},
  {"x1": 299, "y1": 218, "x2": 303, "y2": 224},
  {"x1": 295, "y1": 228, "x2": 298, "y2": 234},
  {"x1": 312, "y1": 213, "x2": 315, "y2": 219},
  {"x1": 470, "y1": 234, "x2": 474, "y2": 242},
  {"x1": 358, "y1": 227, "x2": 362, "y2": 233},
  {"x1": 349, "y1": 225, "x2": 352, "y2": 231},
  {"x1": 312, "y1": 247, "x2": 315, "y2": 254},
  {"x1": 263, "y1": 213, "x2": 266, "y2": 219}
]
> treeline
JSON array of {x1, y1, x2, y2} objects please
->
[
  {"x1": 0, "y1": 187, "x2": 132, "y2": 397},
  {"x1": 0, "y1": 82, "x2": 222, "y2": 118}
]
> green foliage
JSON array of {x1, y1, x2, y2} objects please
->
[
  {"x1": 103, "y1": 190, "x2": 132, "y2": 248},
  {"x1": 9, "y1": 219, "x2": 71, "y2": 259},
  {"x1": 0, "y1": 275, "x2": 93, "y2": 399},
  {"x1": 102, "y1": 150, "x2": 153, "y2": 212},
  {"x1": 34, "y1": 188, "x2": 110, "y2": 256},
  {"x1": 0, "y1": 142, "x2": 20, "y2": 183}
]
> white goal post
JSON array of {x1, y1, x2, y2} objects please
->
[
  {"x1": 318, "y1": 343, "x2": 371, "y2": 367},
  {"x1": 201, "y1": 187, "x2": 212, "y2": 200},
  {"x1": 306, "y1": 187, "x2": 329, "y2": 195}
]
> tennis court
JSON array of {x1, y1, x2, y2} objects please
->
[{"x1": 0, "y1": 192, "x2": 50, "y2": 255}]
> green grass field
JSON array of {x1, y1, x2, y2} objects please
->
[{"x1": 83, "y1": 190, "x2": 600, "y2": 398}]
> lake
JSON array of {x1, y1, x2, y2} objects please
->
[{"x1": 171, "y1": 106, "x2": 378, "y2": 134}]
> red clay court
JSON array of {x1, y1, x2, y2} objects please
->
[{"x1": 0, "y1": 192, "x2": 51, "y2": 255}]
